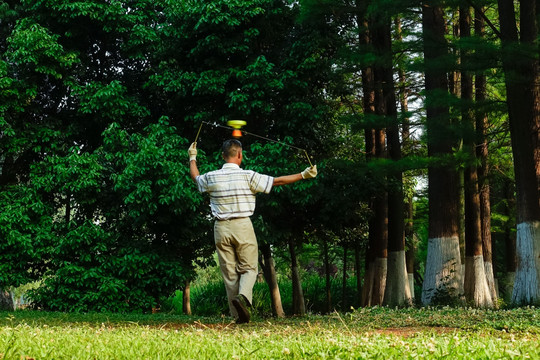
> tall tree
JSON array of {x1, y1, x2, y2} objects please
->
[
  {"x1": 497, "y1": 0, "x2": 540, "y2": 305},
  {"x1": 395, "y1": 14, "x2": 417, "y2": 303},
  {"x1": 461, "y1": 5, "x2": 493, "y2": 307},
  {"x1": 421, "y1": 2, "x2": 462, "y2": 305},
  {"x1": 354, "y1": 1, "x2": 388, "y2": 307},
  {"x1": 372, "y1": 8, "x2": 412, "y2": 308},
  {"x1": 474, "y1": 6, "x2": 497, "y2": 304}
]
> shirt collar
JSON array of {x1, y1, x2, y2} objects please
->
[{"x1": 222, "y1": 163, "x2": 240, "y2": 169}]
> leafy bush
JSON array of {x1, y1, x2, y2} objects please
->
[{"x1": 25, "y1": 121, "x2": 214, "y2": 313}]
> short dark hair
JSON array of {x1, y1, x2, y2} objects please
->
[{"x1": 222, "y1": 139, "x2": 242, "y2": 159}]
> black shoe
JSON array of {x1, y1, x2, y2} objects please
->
[{"x1": 232, "y1": 295, "x2": 250, "y2": 324}]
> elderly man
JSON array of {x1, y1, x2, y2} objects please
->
[{"x1": 189, "y1": 139, "x2": 317, "y2": 323}]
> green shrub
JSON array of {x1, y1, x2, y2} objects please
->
[
  {"x1": 301, "y1": 274, "x2": 360, "y2": 313},
  {"x1": 190, "y1": 281, "x2": 229, "y2": 316}
]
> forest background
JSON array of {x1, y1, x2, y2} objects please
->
[{"x1": 0, "y1": 0, "x2": 539, "y2": 316}]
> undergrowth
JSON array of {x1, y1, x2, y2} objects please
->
[{"x1": 171, "y1": 273, "x2": 362, "y2": 317}]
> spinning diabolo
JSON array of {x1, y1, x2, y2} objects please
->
[{"x1": 227, "y1": 120, "x2": 246, "y2": 138}]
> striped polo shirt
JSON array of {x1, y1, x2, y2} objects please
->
[{"x1": 196, "y1": 163, "x2": 274, "y2": 220}]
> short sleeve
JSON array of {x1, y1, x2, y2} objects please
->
[
  {"x1": 248, "y1": 171, "x2": 273, "y2": 194},
  {"x1": 195, "y1": 174, "x2": 209, "y2": 193}
]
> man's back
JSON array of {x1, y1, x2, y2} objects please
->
[{"x1": 196, "y1": 163, "x2": 273, "y2": 220}]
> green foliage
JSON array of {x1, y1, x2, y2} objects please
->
[
  {"x1": 103, "y1": 119, "x2": 205, "y2": 218},
  {"x1": 22, "y1": 120, "x2": 214, "y2": 312},
  {"x1": 74, "y1": 81, "x2": 150, "y2": 122},
  {"x1": 188, "y1": 281, "x2": 229, "y2": 316},
  {"x1": 7, "y1": 18, "x2": 78, "y2": 79},
  {"x1": 2, "y1": 0, "x2": 341, "y2": 314},
  {"x1": 0, "y1": 185, "x2": 53, "y2": 289}
]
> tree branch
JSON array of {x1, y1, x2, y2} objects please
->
[{"x1": 465, "y1": 0, "x2": 502, "y2": 39}]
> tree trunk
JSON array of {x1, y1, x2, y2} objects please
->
[
  {"x1": 449, "y1": 12, "x2": 461, "y2": 98},
  {"x1": 497, "y1": 0, "x2": 540, "y2": 305},
  {"x1": 361, "y1": 178, "x2": 388, "y2": 308},
  {"x1": 405, "y1": 206, "x2": 415, "y2": 302},
  {"x1": 463, "y1": 139, "x2": 491, "y2": 309},
  {"x1": 503, "y1": 178, "x2": 517, "y2": 301},
  {"x1": 359, "y1": 9, "x2": 388, "y2": 307},
  {"x1": 289, "y1": 237, "x2": 305, "y2": 315},
  {"x1": 367, "y1": 130, "x2": 388, "y2": 307},
  {"x1": 396, "y1": 16, "x2": 416, "y2": 301},
  {"x1": 421, "y1": 4, "x2": 462, "y2": 305},
  {"x1": 368, "y1": 29, "x2": 390, "y2": 305},
  {"x1": 342, "y1": 246, "x2": 348, "y2": 311},
  {"x1": 0, "y1": 290, "x2": 14, "y2": 311},
  {"x1": 361, "y1": 151, "x2": 377, "y2": 307},
  {"x1": 384, "y1": 250, "x2": 411, "y2": 307},
  {"x1": 454, "y1": 13, "x2": 466, "y2": 268},
  {"x1": 475, "y1": 7, "x2": 498, "y2": 304},
  {"x1": 461, "y1": 5, "x2": 493, "y2": 308},
  {"x1": 371, "y1": 14, "x2": 411, "y2": 308},
  {"x1": 323, "y1": 236, "x2": 332, "y2": 313},
  {"x1": 368, "y1": 256, "x2": 387, "y2": 307},
  {"x1": 354, "y1": 242, "x2": 362, "y2": 307},
  {"x1": 259, "y1": 243, "x2": 285, "y2": 318},
  {"x1": 361, "y1": 258, "x2": 375, "y2": 307},
  {"x1": 183, "y1": 279, "x2": 191, "y2": 315}
]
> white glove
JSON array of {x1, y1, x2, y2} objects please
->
[
  {"x1": 301, "y1": 165, "x2": 317, "y2": 179},
  {"x1": 188, "y1": 142, "x2": 197, "y2": 162}
]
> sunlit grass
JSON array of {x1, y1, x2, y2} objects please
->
[{"x1": 1, "y1": 307, "x2": 539, "y2": 359}]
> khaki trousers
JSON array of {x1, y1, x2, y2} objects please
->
[{"x1": 214, "y1": 217, "x2": 258, "y2": 318}]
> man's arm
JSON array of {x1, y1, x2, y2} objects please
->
[
  {"x1": 273, "y1": 173, "x2": 303, "y2": 186},
  {"x1": 273, "y1": 165, "x2": 317, "y2": 187},
  {"x1": 188, "y1": 143, "x2": 199, "y2": 182},
  {"x1": 190, "y1": 160, "x2": 199, "y2": 182}
]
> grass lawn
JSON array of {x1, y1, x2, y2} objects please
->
[{"x1": 1, "y1": 307, "x2": 539, "y2": 359}]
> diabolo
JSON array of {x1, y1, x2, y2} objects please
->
[{"x1": 227, "y1": 120, "x2": 247, "y2": 138}]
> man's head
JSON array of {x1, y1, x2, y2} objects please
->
[{"x1": 222, "y1": 139, "x2": 243, "y2": 164}]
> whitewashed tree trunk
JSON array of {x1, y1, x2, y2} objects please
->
[
  {"x1": 423, "y1": 3, "x2": 462, "y2": 307},
  {"x1": 484, "y1": 261, "x2": 498, "y2": 305},
  {"x1": 371, "y1": 257, "x2": 387, "y2": 306},
  {"x1": 363, "y1": 258, "x2": 387, "y2": 306},
  {"x1": 464, "y1": 255, "x2": 493, "y2": 307},
  {"x1": 422, "y1": 236, "x2": 462, "y2": 305},
  {"x1": 383, "y1": 250, "x2": 412, "y2": 307},
  {"x1": 512, "y1": 221, "x2": 540, "y2": 304}
]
